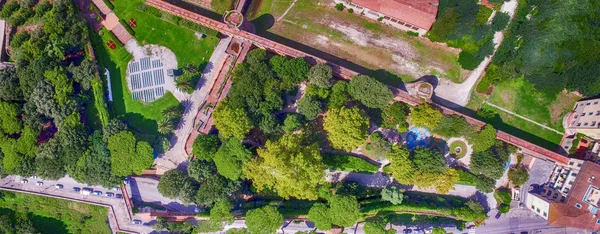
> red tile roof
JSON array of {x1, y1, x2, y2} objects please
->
[
  {"x1": 350, "y1": 0, "x2": 439, "y2": 29},
  {"x1": 548, "y1": 162, "x2": 600, "y2": 229}
]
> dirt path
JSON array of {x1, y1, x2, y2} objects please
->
[
  {"x1": 276, "y1": 0, "x2": 298, "y2": 22},
  {"x1": 433, "y1": 0, "x2": 518, "y2": 107}
]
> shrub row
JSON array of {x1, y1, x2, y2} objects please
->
[
  {"x1": 360, "y1": 198, "x2": 485, "y2": 222},
  {"x1": 105, "y1": 29, "x2": 124, "y2": 47},
  {"x1": 91, "y1": 79, "x2": 110, "y2": 127},
  {"x1": 322, "y1": 154, "x2": 379, "y2": 174},
  {"x1": 102, "y1": 0, "x2": 114, "y2": 10}
]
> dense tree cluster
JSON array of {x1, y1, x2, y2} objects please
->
[
  {"x1": 428, "y1": 0, "x2": 497, "y2": 70},
  {"x1": 244, "y1": 133, "x2": 325, "y2": 200},
  {"x1": 485, "y1": 0, "x2": 600, "y2": 96},
  {"x1": 348, "y1": 75, "x2": 393, "y2": 109},
  {"x1": 0, "y1": 0, "x2": 152, "y2": 185},
  {"x1": 308, "y1": 195, "x2": 361, "y2": 229},
  {"x1": 323, "y1": 107, "x2": 369, "y2": 151},
  {"x1": 245, "y1": 206, "x2": 283, "y2": 234},
  {"x1": 410, "y1": 104, "x2": 444, "y2": 129}
]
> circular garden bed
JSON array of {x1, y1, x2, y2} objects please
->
[{"x1": 449, "y1": 140, "x2": 468, "y2": 159}]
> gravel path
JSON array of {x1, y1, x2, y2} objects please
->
[{"x1": 433, "y1": 0, "x2": 519, "y2": 107}]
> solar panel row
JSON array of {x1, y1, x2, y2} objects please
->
[
  {"x1": 142, "y1": 71, "x2": 153, "y2": 88},
  {"x1": 130, "y1": 74, "x2": 142, "y2": 90},
  {"x1": 152, "y1": 59, "x2": 163, "y2": 68},
  {"x1": 140, "y1": 57, "x2": 151, "y2": 70},
  {"x1": 129, "y1": 62, "x2": 140, "y2": 73},
  {"x1": 132, "y1": 87, "x2": 166, "y2": 102},
  {"x1": 153, "y1": 69, "x2": 165, "y2": 85}
]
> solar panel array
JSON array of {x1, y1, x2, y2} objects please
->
[{"x1": 127, "y1": 57, "x2": 167, "y2": 102}]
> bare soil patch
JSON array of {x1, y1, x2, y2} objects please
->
[{"x1": 549, "y1": 90, "x2": 581, "y2": 124}]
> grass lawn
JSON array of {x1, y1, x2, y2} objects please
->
[
  {"x1": 246, "y1": 0, "x2": 293, "y2": 20},
  {"x1": 467, "y1": 77, "x2": 578, "y2": 149},
  {"x1": 0, "y1": 191, "x2": 110, "y2": 234},
  {"x1": 90, "y1": 0, "x2": 219, "y2": 135},
  {"x1": 449, "y1": 140, "x2": 467, "y2": 158},
  {"x1": 211, "y1": 0, "x2": 237, "y2": 14},
  {"x1": 261, "y1": 0, "x2": 462, "y2": 85}
]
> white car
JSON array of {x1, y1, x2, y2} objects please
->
[
  {"x1": 112, "y1": 187, "x2": 120, "y2": 191},
  {"x1": 55, "y1": 184, "x2": 63, "y2": 189},
  {"x1": 20, "y1": 179, "x2": 28, "y2": 184},
  {"x1": 35, "y1": 181, "x2": 43, "y2": 186}
]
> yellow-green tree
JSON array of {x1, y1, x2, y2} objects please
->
[
  {"x1": 409, "y1": 104, "x2": 443, "y2": 129},
  {"x1": 213, "y1": 99, "x2": 253, "y2": 139},
  {"x1": 323, "y1": 107, "x2": 369, "y2": 151},
  {"x1": 243, "y1": 134, "x2": 325, "y2": 200},
  {"x1": 386, "y1": 146, "x2": 415, "y2": 184}
]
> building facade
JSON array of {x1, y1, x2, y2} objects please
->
[
  {"x1": 564, "y1": 98, "x2": 600, "y2": 139},
  {"x1": 526, "y1": 161, "x2": 600, "y2": 230},
  {"x1": 333, "y1": 0, "x2": 439, "y2": 35}
]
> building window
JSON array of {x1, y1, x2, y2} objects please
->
[
  {"x1": 577, "y1": 123, "x2": 582, "y2": 126},
  {"x1": 596, "y1": 111, "x2": 600, "y2": 116},
  {"x1": 595, "y1": 102, "x2": 598, "y2": 105},
  {"x1": 411, "y1": 26, "x2": 419, "y2": 30},
  {"x1": 384, "y1": 16, "x2": 391, "y2": 20},
  {"x1": 572, "y1": 173, "x2": 578, "y2": 176},
  {"x1": 544, "y1": 212, "x2": 548, "y2": 217},
  {"x1": 585, "y1": 122, "x2": 589, "y2": 126},
  {"x1": 405, "y1": 23, "x2": 413, "y2": 28},
  {"x1": 570, "y1": 162, "x2": 575, "y2": 166},
  {"x1": 576, "y1": 203, "x2": 582, "y2": 209},
  {"x1": 391, "y1": 18, "x2": 398, "y2": 23},
  {"x1": 592, "y1": 121, "x2": 597, "y2": 126},
  {"x1": 597, "y1": 219, "x2": 600, "y2": 224},
  {"x1": 398, "y1": 21, "x2": 405, "y2": 26},
  {"x1": 578, "y1": 163, "x2": 583, "y2": 167},
  {"x1": 569, "y1": 181, "x2": 574, "y2": 185},
  {"x1": 582, "y1": 113, "x2": 587, "y2": 116},
  {"x1": 590, "y1": 112, "x2": 594, "y2": 115},
  {"x1": 531, "y1": 205, "x2": 535, "y2": 210},
  {"x1": 587, "y1": 102, "x2": 591, "y2": 106}
]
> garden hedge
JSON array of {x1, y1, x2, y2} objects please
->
[
  {"x1": 119, "y1": 19, "x2": 136, "y2": 36},
  {"x1": 102, "y1": 0, "x2": 114, "y2": 10},
  {"x1": 322, "y1": 154, "x2": 379, "y2": 174}
]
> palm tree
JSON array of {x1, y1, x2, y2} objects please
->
[
  {"x1": 181, "y1": 63, "x2": 198, "y2": 75},
  {"x1": 162, "y1": 106, "x2": 182, "y2": 120},
  {"x1": 157, "y1": 118, "x2": 175, "y2": 135},
  {"x1": 175, "y1": 75, "x2": 194, "y2": 93}
]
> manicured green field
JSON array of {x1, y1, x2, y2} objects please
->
[
  {"x1": 90, "y1": 0, "x2": 219, "y2": 135},
  {"x1": 0, "y1": 191, "x2": 110, "y2": 234}
]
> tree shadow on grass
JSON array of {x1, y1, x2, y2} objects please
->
[
  {"x1": 28, "y1": 213, "x2": 69, "y2": 234},
  {"x1": 250, "y1": 14, "x2": 275, "y2": 34}
]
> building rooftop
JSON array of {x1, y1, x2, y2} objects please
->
[
  {"x1": 548, "y1": 162, "x2": 600, "y2": 229},
  {"x1": 569, "y1": 98, "x2": 600, "y2": 130},
  {"x1": 350, "y1": 0, "x2": 439, "y2": 30}
]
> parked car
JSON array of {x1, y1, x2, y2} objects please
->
[
  {"x1": 31, "y1": 176, "x2": 38, "y2": 179},
  {"x1": 495, "y1": 211, "x2": 502, "y2": 219},
  {"x1": 124, "y1": 179, "x2": 130, "y2": 185},
  {"x1": 132, "y1": 220, "x2": 142, "y2": 225},
  {"x1": 93, "y1": 191, "x2": 102, "y2": 196},
  {"x1": 403, "y1": 229, "x2": 412, "y2": 234},
  {"x1": 115, "y1": 194, "x2": 122, "y2": 199},
  {"x1": 73, "y1": 187, "x2": 81, "y2": 192},
  {"x1": 20, "y1": 179, "x2": 28, "y2": 184},
  {"x1": 112, "y1": 187, "x2": 120, "y2": 191},
  {"x1": 81, "y1": 188, "x2": 93, "y2": 195},
  {"x1": 35, "y1": 181, "x2": 43, "y2": 186},
  {"x1": 105, "y1": 192, "x2": 114, "y2": 197},
  {"x1": 55, "y1": 184, "x2": 63, "y2": 189}
]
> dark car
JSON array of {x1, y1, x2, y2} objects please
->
[
  {"x1": 495, "y1": 212, "x2": 502, "y2": 219},
  {"x1": 115, "y1": 194, "x2": 122, "y2": 199},
  {"x1": 132, "y1": 220, "x2": 142, "y2": 225},
  {"x1": 72, "y1": 187, "x2": 81, "y2": 192}
]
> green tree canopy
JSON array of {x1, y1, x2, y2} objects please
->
[
  {"x1": 508, "y1": 167, "x2": 529, "y2": 186},
  {"x1": 381, "y1": 185, "x2": 404, "y2": 205},
  {"x1": 323, "y1": 107, "x2": 369, "y2": 151},
  {"x1": 209, "y1": 199, "x2": 234, "y2": 231},
  {"x1": 409, "y1": 104, "x2": 443, "y2": 129},
  {"x1": 471, "y1": 125, "x2": 497, "y2": 152},
  {"x1": 434, "y1": 115, "x2": 475, "y2": 138},
  {"x1": 328, "y1": 195, "x2": 360, "y2": 227},
  {"x1": 308, "y1": 63, "x2": 333, "y2": 88},
  {"x1": 195, "y1": 174, "x2": 240, "y2": 207},
  {"x1": 348, "y1": 75, "x2": 393, "y2": 109},
  {"x1": 192, "y1": 134, "x2": 220, "y2": 161},
  {"x1": 386, "y1": 146, "x2": 415, "y2": 185},
  {"x1": 245, "y1": 206, "x2": 283, "y2": 234},
  {"x1": 188, "y1": 159, "x2": 216, "y2": 182},
  {"x1": 158, "y1": 169, "x2": 191, "y2": 198},
  {"x1": 213, "y1": 99, "x2": 253, "y2": 139},
  {"x1": 0, "y1": 102, "x2": 22, "y2": 134},
  {"x1": 491, "y1": 12, "x2": 510, "y2": 31},
  {"x1": 412, "y1": 148, "x2": 447, "y2": 174},
  {"x1": 282, "y1": 114, "x2": 303, "y2": 133},
  {"x1": 270, "y1": 56, "x2": 310, "y2": 90},
  {"x1": 213, "y1": 138, "x2": 252, "y2": 180},
  {"x1": 364, "y1": 217, "x2": 395, "y2": 234},
  {"x1": 381, "y1": 102, "x2": 408, "y2": 131},
  {"x1": 107, "y1": 131, "x2": 154, "y2": 177},
  {"x1": 470, "y1": 150, "x2": 504, "y2": 179},
  {"x1": 244, "y1": 134, "x2": 325, "y2": 200},
  {"x1": 297, "y1": 96, "x2": 322, "y2": 121},
  {"x1": 432, "y1": 227, "x2": 447, "y2": 234},
  {"x1": 327, "y1": 81, "x2": 349, "y2": 109},
  {"x1": 307, "y1": 203, "x2": 332, "y2": 230}
]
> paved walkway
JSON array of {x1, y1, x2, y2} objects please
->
[
  {"x1": 153, "y1": 36, "x2": 232, "y2": 173},
  {"x1": 433, "y1": 0, "x2": 519, "y2": 107},
  {"x1": 484, "y1": 101, "x2": 564, "y2": 135},
  {"x1": 276, "y1": 0, "x2": 298, "y2": 22}
]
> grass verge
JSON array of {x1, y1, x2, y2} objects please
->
[{"x1": 0, "y1": 191, "x2": 110, "y2": 234}]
